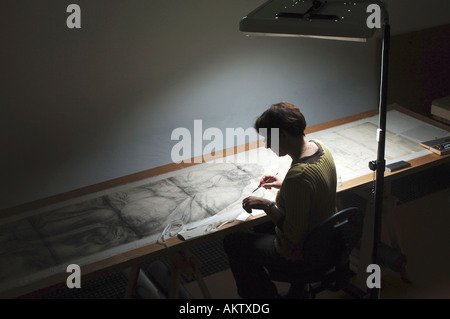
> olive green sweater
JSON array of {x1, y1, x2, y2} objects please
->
[{"x1": 275, "y1": 140, "x2": 337, "y2": 261}]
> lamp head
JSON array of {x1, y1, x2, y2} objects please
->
[{"x1": 240, "y1": 0, "x2": 387, "y2": 41}]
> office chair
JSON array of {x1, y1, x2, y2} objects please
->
[{"x1": 267, "y1": 207, "x2": 364, "y2": 299}]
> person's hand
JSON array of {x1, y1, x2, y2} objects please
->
[
  {"x1": 242, "y1": 196, "x2": 272, "y2": 214},
  {"x1": 259, "y1": 174, "x2": 282, "y2": 190}
]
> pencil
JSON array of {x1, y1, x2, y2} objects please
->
[{"x1": 252, "y1": 172, "x2": 278, "y2": 193}]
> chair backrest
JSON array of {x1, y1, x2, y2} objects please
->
[{"x1": 301, "y1": 207, "x2": 363, "y2": 269}]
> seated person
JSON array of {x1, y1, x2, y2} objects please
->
[{"x1": 223, "y1": 101, "x2": 337, "y2": 298}]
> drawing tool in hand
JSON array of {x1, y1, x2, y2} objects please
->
[{"x1": 252, "y1": 172, "x2": 278, "y2": 193}]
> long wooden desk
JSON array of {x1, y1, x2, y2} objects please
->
[{"x1": 0, "y1": 104, "x2": 448, "y2": 298}]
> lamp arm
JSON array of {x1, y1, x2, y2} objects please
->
[{"x1": 304, "y1": 0, "x2": 327, "y2": 17}]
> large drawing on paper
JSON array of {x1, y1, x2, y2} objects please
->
[
  {"x1": 314, "y1": 122, "x2": 425, "y2": 180},
  {"x1": 0, "y1": 162, "x2": 275, "y2": 293}
]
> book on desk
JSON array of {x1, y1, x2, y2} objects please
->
[{"x1": 431, "y1": 96, "x2": 450, "y2": 125}]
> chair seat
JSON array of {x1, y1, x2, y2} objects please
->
[{"x1": 266, "y1": 207, "x2": 364, "y2": 298}]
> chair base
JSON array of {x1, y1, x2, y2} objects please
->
[{"x1": 278, "y1": 281, "x2": 369, "y2": 299}]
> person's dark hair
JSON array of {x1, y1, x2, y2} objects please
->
[{"x1": 254, "y1": 102, "x2": 307, "y2": 137}]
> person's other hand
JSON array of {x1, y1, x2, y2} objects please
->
[{"x1": 242, "y1": 196, "x2": 271, "y2": 214}]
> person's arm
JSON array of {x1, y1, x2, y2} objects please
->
[
  {"x1": 242, "y1": 196, "x2": 282, "y2": 224},
  {"x1": 278, "y1": 177, "x2": 311, "y2": 243}
]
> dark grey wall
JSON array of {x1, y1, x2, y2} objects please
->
[{"x1": 1, "y1": 0, "x2": 450, "y2": 210}]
